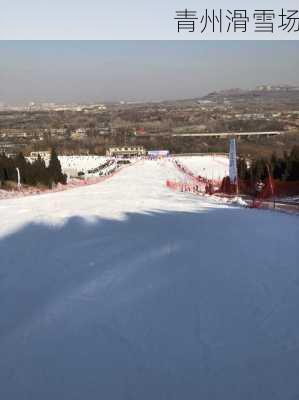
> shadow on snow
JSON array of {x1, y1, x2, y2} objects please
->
[{"x1": 0, "y1": 208, "x2": 299, "y2": 400}]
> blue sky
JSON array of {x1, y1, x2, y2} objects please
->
[{"x1": 0, "y1": 41, "x2": 298, "y2": 104}]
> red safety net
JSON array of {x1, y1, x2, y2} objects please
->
[
  {"x1": 172, "y1": 160, "x2": 222, "y2": 195},
  {"x1": 166, "y1": 180, "x2": 208, "y2": 194},
  {"x1": 167, "y1": 160, "x2": 299, "y2": 206},
  {"x1": 220, "y1": 175, "x2": 299, "y2": 208}
]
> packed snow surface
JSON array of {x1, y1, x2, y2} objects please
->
[{"x1": 0, "y1": 159, "x2": 298, "y2": 400}]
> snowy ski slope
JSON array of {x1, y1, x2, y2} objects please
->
[
  {"x1": 0, "y1": 159, "x2": 298, "y2": 400},
  {"x1": 58, "y1": 155, "x2": 108, "y2": 176},
  {"x1": 175, "y1": 155, "x2": 229, "y2": 180}
]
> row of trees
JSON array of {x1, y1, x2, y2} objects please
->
[
  {"x1": 238, "y1": 146, "x2": 299, "y2": 182},
  {"x1": 0, "y1": 149, "x2": 67, "y2": 189}
]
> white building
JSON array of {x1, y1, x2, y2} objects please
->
[{"x1": 106, "y1": 146, "x2": 146, "y2": 157}]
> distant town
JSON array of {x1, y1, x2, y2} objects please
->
[{"x1": 1, "y1": 84, "x2": 299, "y2": 158}]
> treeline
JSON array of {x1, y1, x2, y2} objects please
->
[
  {"x1": 0, "y1": 149, "x2": 67, "y2": 189},
  {"x1": 238, "y1": 145, "x2": 299, "y2": 182}
]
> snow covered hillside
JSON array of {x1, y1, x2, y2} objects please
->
[
  {"x1": 58, "y1": 155, "x2": 108, "y2": 176},
  {"x1": 175, "y1": 155, "x2": 229, "y2": 180},
  {"x1": 0, "y1": 159, "x2": 298, "y2": 400}
]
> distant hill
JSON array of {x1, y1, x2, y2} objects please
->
[{"x1": 200, "y1": 85, "x2": 299, "y2": 108}]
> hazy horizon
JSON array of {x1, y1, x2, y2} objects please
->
[{"x1": 1, "y1": 41, "x2": 298, "y2": 105}]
